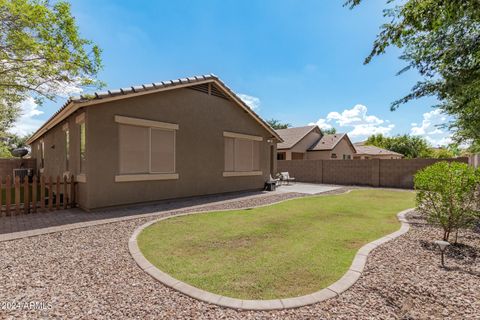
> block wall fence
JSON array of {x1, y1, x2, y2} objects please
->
[
  {"x1": 0, "y1": 158, "x2": 36, "y2": 178},
  {"x1": 278, "y1": 158, "x2": 469, "y2": 189}
]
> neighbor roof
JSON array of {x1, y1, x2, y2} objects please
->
[
  {"x1": 354, "y1": 145, "x2": 403, "y2": 156},
  {"x1": 27, "y1": 74, "x2": 282, "y2": 144},
  {"x1": 276, "y1": 125, "x2": 318, "y2": 150},
  {"x1": 309, "y1": 133, "x2": 352, "y2": 151}
]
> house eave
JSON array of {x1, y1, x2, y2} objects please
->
[{"x1": 27, "y1": 76, "x2": 283, "y2": 145}]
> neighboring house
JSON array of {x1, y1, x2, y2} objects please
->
[
  {"x1": 307, "y1": 133, "x2": 356, "y2": 160},
  {"x1": 276, "y1": 126, "x2": 356, "y2": 160},
  {"x1": 276, "y1": 125, "x2": 322, "y2": 160},
  {"x1": 26, "y1": 75, "x2": 282, "y2": 210},
  {"x1": 353, "y1": 143, "x2": 403, "y2": 159}
]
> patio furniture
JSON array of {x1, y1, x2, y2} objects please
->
[
  {"x1": 265, "y1": 174, "x2": 280, "y2": 191},
  {"x1": 280, "y1": 172, "x2": 296, "y2": 185}
]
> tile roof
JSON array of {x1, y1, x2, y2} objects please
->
[
  {"x1": 354, "y1": 145, "x2": 403, "y2": 156},
  {"x1": 70, "y1": 74, "x2": 217, "y2": 102},
  {"x1": 27, "y1": 74, "x2": 281, "y2": 144},
  {"x1": 309, "y1": 133, "x2": 347, "y2": 151},
  {"x1": 276, "y1": 125, "x2": 317, "y2": 149}
]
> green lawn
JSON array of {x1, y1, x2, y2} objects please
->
[{"x1": 138, "y1": 189, "x2": 415, "y2": 299}]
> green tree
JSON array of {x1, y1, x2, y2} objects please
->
[
  {"x1": 365, "y1": 134, "x2": 432, "y2": 158},
  {"x1": 414, "y1": 162, "x2": 480, "y2": 242},
  {"x1": 322, "y1": 127, "x2": 337, "y2": 134},
  {"x1": 0, "y1": 0, "x2": 103, "y2": 133},
  {"x1": 0, "y1": 132, "x2": 31, "y2": 158},
  {"x1": 346, "y1": 0, "x2": 480, "y2": 147},
  {"x1": 267, "y1": 119, "x2": 291, "y2": 130}
]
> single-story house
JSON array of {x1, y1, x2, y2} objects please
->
[
  {"x1": 276, "y1": 125, "x2": 356, "y2": 160},
  {"x1": 353, "y1": 143, "x2": 403, "y2": 159},
  {"x1": 27, "y1": 75, "x2": 282, "y2": 210}
]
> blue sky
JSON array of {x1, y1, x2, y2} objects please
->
[{"x1": 14, "y1": 0, "x2": 452, "y2": 146}]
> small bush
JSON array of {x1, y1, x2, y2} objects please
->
[{"x1": 414, "y1": 161, "x2": 480, "y2": 242}]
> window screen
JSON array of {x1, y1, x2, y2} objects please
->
[
  {"x1": 235, "y1": 139, "x2": 253, "y2": 172},
  {"x1": 119, "y1": 124, "x2": 176, "y2": 174},
  {"x1": 224, "y1": 137, "x2": 261, "y2": 172},
  {"x1": 252, "y1": 141, "x2": 260, "y2": 170},
  {"x1": 224, "y1": 137, "x2": 235, "y2": 171},
  {"x1": 151, "y1": 129, "x2": 175, "y2": 173},
  {"x1": 119, "y1": 124, "x2": 149, "y2": 174}
]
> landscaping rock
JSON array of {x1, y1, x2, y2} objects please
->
[{"x1": 0, "y1": 199, "x2": 478, "y2": 319}]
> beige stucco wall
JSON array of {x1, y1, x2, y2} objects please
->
[
  {"x1": 306, "y1": 137, "x2": 355, "y2": 160},
  {"x1": 30, "y1": 109, "x2": 89, "y2": 206},
  {"x1": 79, "y1": 88, "x2": 275, "y2": 209}
]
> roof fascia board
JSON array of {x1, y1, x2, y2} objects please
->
[
  {"x1": 28, "y1": 77, "x2": 283, "y2": 144},
  {"x1": 27, "y1": 102, "x2": 81, "y2": 144},
  {"x1": 28, "y1": 80, "x2": 213, "y2": 144}
]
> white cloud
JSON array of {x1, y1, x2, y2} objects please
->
[
  {"x1": 38, "y1": 79, "x2": 84, "y2": 98},
  {"x1": 8, "y1": 97, "x2": 44, "y2": 136},
  {"x1": 7, "y1": 81, "x2": 84, "y2": 137},
  {"x1": 310, "y1": 104, "x2": 394, "y2": 139},
  {"x1": 237, "y1": 93, "x2": 260, "y2": 110},
  {"x1": 308, "y1": 118, "x2": 332, "y2": 130},
  {"x1": 411, "y1": 109, "x2": 452, "y2": 146}
]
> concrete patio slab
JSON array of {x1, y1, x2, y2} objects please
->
[{"x1": 274, "y1": 182, "x2": 342, "y2": 195}]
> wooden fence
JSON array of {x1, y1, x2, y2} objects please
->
[{"x1": 0, "y1": 175, "x2": 76, "y2": 217}]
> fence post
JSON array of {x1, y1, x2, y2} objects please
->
[
  {"x1": 32, "y1": 176, "x2": 37, "y2": 214},
  {"x1": 40, "y1": 175, "x2": 45, "y2": 212},
  {"x1": 70, "y1": 175, "x2": 75, "y2": 208},
  {"x1": 23, "y1": 177, "x2": 29, "y2": 214},
  {"x1": 63, "y1": 175, "x2": 68, "y2": 210},
  {"x1": 14, "y1": 176, "x2": 20, "y2": 215},
  {"x1": 6, "y1": 175, "x2": 11, "y2": 216},
  {"x1": 48, "y1": 176, "x2": 53, "y2": 211}
]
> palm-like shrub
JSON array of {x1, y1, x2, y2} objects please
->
[{"x1": 414, "y1": 162, "x2": 480, "y2": 242}]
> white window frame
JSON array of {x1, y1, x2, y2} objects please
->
[
  {"x1": 115, "y1": 115, "x2": 179, "y2": 182},
  {"x1": 223, "y1": 131, "x2": 263, "y2": 177}
]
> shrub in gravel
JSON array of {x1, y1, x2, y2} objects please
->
[{"x1": 414, "y1": 161, "x2": 480, "y2": 242}]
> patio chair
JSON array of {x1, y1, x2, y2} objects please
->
[
  {"x1": 265, "y1": 174, "x2": 280, "y2": 191},
  {"x1": 268, "y1": 174, "x2": 280, "y2": 186},
  {"x1": 280, "y1": 172, "x2": 296, "y2": 185}
]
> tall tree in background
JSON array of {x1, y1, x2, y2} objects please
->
[
  {"x1": 365, "y1": 134, "x2": 432, "y2": 158},
  {"x1": 267, "y1": 119, "x2": 291, "y2": 130},
  {"x1": 346, "y1": 0, "x2": 480, "y2": 151},
  {"x1": 0, "y1": 132, "x2": 30, "y2": 157},
  {"x1": 322, "y1": 127, "x2": 337, "y2": 134},
  {"x1": 0, "y1": 0, "x2": 103, "y2": 134}
]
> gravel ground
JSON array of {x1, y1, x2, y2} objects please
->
[{"x1": 1, "y1": 193, "x2": 479, "y2": 319}]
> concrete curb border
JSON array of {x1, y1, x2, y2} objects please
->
[{"x1": 129, "y1": 206, "x2": 414, "y2": 311}]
